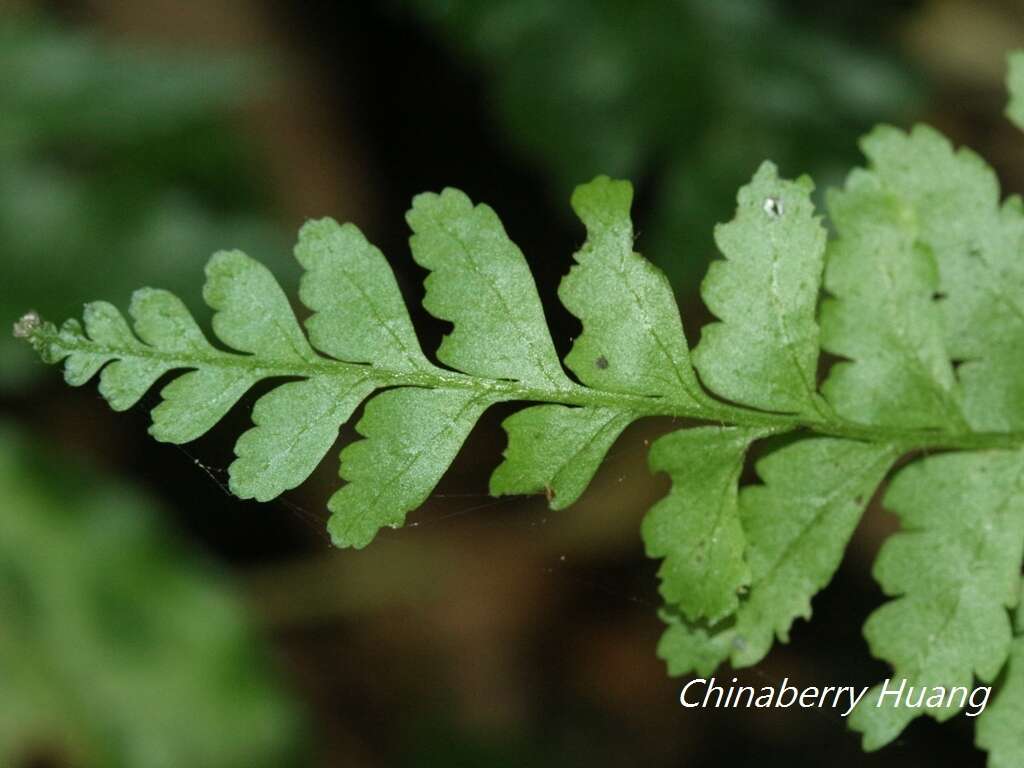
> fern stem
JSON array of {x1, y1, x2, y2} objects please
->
[{"x1": 32, "y1": 323, "x2": 1024, "y2": 453}]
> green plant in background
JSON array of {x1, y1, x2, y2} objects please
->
[
  {"x1": 17, "y1": 42, "x2": 1024, "y2": 763},
  {"x1": 1008, "y1": 50, "x2": 1024, "y2": 128},
  {"x1": 0, "y1": 15, "x2": 287, "y2": 390},
  {"x1": 404, "y1": 0, "x2": 919, "y2": 287},
  {"x1": 0, "y1": 424, "x2": 303, "y2": 767}
]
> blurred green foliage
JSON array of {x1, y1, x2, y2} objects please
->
[
  {"x1": 0, "y1": 16, "x2": 288, "y2": 390},
  {"x1": 407, "y1": 0, "x2": 920, "y2": 286},
  {"x1": 0, "y1": 422, "x2": 304, "y2": 767}
]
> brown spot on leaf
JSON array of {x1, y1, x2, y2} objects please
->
[{"x1": 595, "y1": 355, "x2": 609, "y2": 370}]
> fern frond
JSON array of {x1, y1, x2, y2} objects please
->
[{"x1": 19, "y1": 52, "x2": 1024, "y2": 763}]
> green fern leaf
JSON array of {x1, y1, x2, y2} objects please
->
[
  {"x1": 658, "y1": 438, "x2": 896, "y2": 674},
  {"x1": 490, "y1": 405, "x2": 632, "y2": 509},
  {"x1": 407, "y1": 188, "x2": 569, "y2": 388},
  {"x1": 328, "y1": 388, "x2": 490, "y2": 548},
  {"x1": 204, "y1": 250, "x2": 377, "y2": 501},
  {"x1": 559, "y1": 175, "x2": 701, "y2": 403},
  {"x1": 492, "y1": 175, "x2": 704, "y2": 508},
  {"x1": 977, "y1": 581, "x2": 1024, "y2": 768},
  {"x1": 849, "y1": 450, "x2": 1024, "y2": 749},
  {"x1": 642, "y1": 426, "x2": 768, "y2": 624},
  {"x1": 692, "y1": 162, "x2": 828, "y2": 417},
  {"x1": 231, "y1": 376, "x2": 375, "y2": 503},
  {"x1": 296, "y1": 218, "x2": 432, "y2": 372},
  {"x1": 820, "y1": 163, "x2": 964, "y2": 428},
  {"x1": 854, "y1": 125, "x2": 1024, "y2": 431}
]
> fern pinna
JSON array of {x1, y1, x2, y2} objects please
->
[{"x1": 17, "y1": 52, "x2": 1024, "y2": 764}]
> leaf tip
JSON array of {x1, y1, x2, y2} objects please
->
[
  {"x1": 12, "y1": 310, "x2": 41, "y2": 340},
  {"x1": 569, "y1": 175, "x2": 636, "y2": 258},
  {"x1": 205, "y1": 248, "x2": 252, "y2": 278},
  {"x1": 14, "y1": 310, "x2": 64, "y2": 364},
  {"x1": 128, "y1": 286, "x2": 173, "y2": 320},
  {"x1": 571, "y1": 174, "x2": 633, "y2": 213},
  {"x1": 752, "y1": 158, "x2": 780, "y2": 181},
  {"x1": 297, "y1": 215, "x2": 341, "y2": 239},
  {"x1": 407, "y1": 186, "x2": 473, "y2": 227},
  {"x1": 326, "y1": 512, "x2": 377, "y2": 551}
]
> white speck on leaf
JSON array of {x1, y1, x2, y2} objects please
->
[
  {"x1": 13, "y1": 310, "x2": 40, "y2": 339},
  {"x1": 763, "y1": 197, "x2": 784, "y2": 218}
]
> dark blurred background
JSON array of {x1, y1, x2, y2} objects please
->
[{"x1": 1, "y1": 1, "x2": 1022, "y2": 766}]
